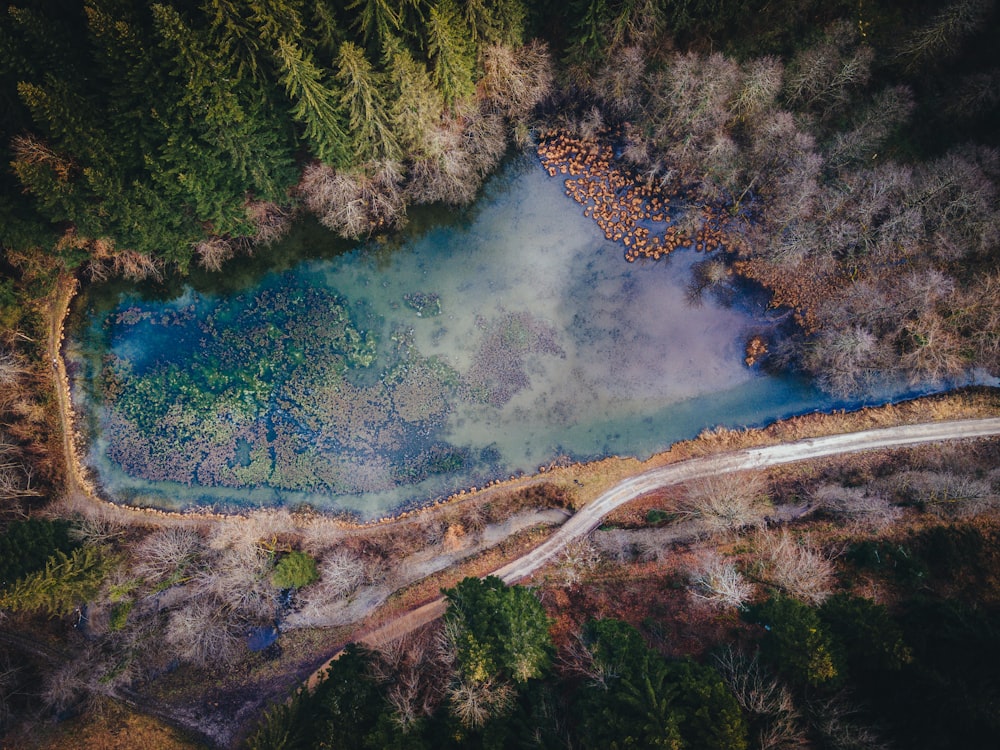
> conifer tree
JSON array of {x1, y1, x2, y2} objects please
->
[
  {"x1": 275, "y1": 37, "x2": 352, "y2": 166},
  {"x1": 203, "y1": 0, "x2": 270, "y2": 83},
  {"x1": 152, "y1": 3, "x2": 297, "y2": 234},
  {"x1": 461, "y1": 0, "x2": 525, "y2": 46},
  {"x1": 426, "y1": 0, "x2": 476, "y2": 107},
  {"x1": 335, "y1": 41, "x2": 400, "y2": 162},
  {"x1": 347, "y1": 0, "x2": 402, "y2": 52},
  {"x1": 0, "y1": 546, "x2": 115, "y2": 618},
  {"x1": 382, "y1": 34, "x2": 444, "y2": 155}
]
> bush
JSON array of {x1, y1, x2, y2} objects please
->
[
  {"x1": 443, "y1": 576, "x2": 553, "y2": 685},
  {"x1": 746, "y1": 596, "x2": 844, "y2": 689},
  {"x1": 272, "y1": 550, "x2": 319, "y2": 590}
]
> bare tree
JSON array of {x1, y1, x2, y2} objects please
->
[
  {"x1": 195, "y1": 237, "x2": 235, "y2": 272},
  {"x1": 447, "y1": 677, "x2": 513, "y2": 729},
  {"x1": 552, "y1": 540, "x2": 600, "y2": 586},
  {"x1": 896, "y1": 0, "x2": 993, "y2": 71},
  {"x1": 826, "y1": 85, "x2": 914, "y2": 169},
  {"x1": 371, "y1": 629, "x2": 446, "y2": 730},
  {"x1": 756, "y1": 529, "x2": 835, "y2": 605},
  {"x1": 110, "y1": 249, "x2": 164, "y2": 282},
  {"x1": 678, "y1": 471, "x2": 772, "y2": 535},
  {"x1": 802, "y1": 325, "x2": 880, "y2": 396},
  {"x1": 0, "y1": 435, "x2": 40, "y2": 502},
  {"x1": 810, "y1": 484, "x2": 901, "y2": 531},
  {"x1": 165, "y1": 596, "x2": 242, "y2": 666},
  {"x1": 134, "y1": 527, "x2": 203, "y2": 582},
  {"x1": 315, "y1": 548, "x2": 369, "y2": 598},
  {"x1": 0, "y1": 349, "x2": 28, "y2": 387},
  {"x1": 809, "y1": 694, "x2": 891, "y2": 750},
  {"x1": 688, "y1": 551, "x2": 755, "y2": 609},
  {"x1": 888, "y1": 469, "x2": 997, "y2": 518},
  {"x1": 69, "y1": 514, "x2": 126, "y2": 546},
  {"x1": 478, "y1": 41, "x2": 554, "y2": 120},
  {"x1": 298, "y1": 161, "x2": 406, "y2": 238},
  {"x1": 732, "y1": 57, "x2": 784, "y2": 123},
  {"x1": 784, "y1": 21, "x2": 873, "y2": 116},
  {"x1": 714, "y1": 646, "x2": 806, "y2": 750},
  {"x1": 193, "y1": 543, "x2": 276, "y2": 621}
]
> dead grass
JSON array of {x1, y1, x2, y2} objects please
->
[{"x1": 11, "y1": 697, "x2": 207, "y2": 750}]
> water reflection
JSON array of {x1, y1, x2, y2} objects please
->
[{"x1": 68, "y1": 156, "x2": 858, "y2": 518}]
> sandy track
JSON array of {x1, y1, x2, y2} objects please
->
[{"x1": 331, "y1": 418, "x2": 1000, "y2": 666}]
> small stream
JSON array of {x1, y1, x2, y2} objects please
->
[{"x1": 65, "y1": 155, "x2": 932, "y2": 519}]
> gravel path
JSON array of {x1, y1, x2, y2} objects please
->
[{"x1": 337, "y1": 417, "x2": 1000, "y2": 663}]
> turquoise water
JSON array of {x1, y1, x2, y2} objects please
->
[{"x1": 67, "y1": 156, "x2": 893, "y2": 519}]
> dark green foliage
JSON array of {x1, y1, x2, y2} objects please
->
[
  {"x1": 666, "y1": 660, "x2": 748, "y2": 750},
  {"x1": 334, "y1": 41, "x2": 401, "y2": 161},
  {"x1": 844, "y1": 540, "x2": 928, "y2": 590},
  {"x1": 426, "y1": 0, "x2": 476, "y2": 107},
  {"x1": 2, "y1": 0, "x2": 527, "y2": 272},
  {"x1": 0, "y1": 518, "x2": 77, "y2": 589},
  {"x1": 443, "y1": 576, "x2": 553, "y2": 684},
  {"x1": 869, "y1": 599, "x2": 1000, "y2": 750},
  {"x1": 272, "y1": 550, "x2": 319, "y2": 590},
  {"x1": 274, "y1": 36, "x2": 352, "y2": 166},
  {"x1": 745, "y1": 596, "x2": 844, "y2": 688},
  {"x1": 245, "y1": 687, "x2": 311, "y2": 750},
  {"x1": 245, "y1": 644, "x2": 389, "y2": 749},
  {"x1": 573, "y1": 619, "x2": 747, "y2": 750},
  {"x1": 819, "y1": 594, "x2": 910, "y2": 675},
  {"x1": 310, "y1": 645, "x2": 387, "y2": 748}
]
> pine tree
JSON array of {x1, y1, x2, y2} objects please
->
[
  {"x1": 274, "y1": 37, "x2": 352, "y2": 166},
  {"x1": 425, "y1": 0, "x2": 476, "y2": 107},
  {"x1": 335, "y1": 41, "x2": 400, "y2": 162},
  {"x1": 203, "y1": 0, "x2": 270, "y2": 83}
]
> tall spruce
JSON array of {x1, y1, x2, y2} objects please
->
[
  {"x1": 335, "y1": 41, "x2": 400, "y2": 162},
  {"x1": 152, "y1": 3, "x2": 296, "y2": 237},
  {"x1": 382, "y1": 34, "x2": 444, "y2": 155},
  {"x1": 346, "y1": 0, "x2": 402, "y2": 52},
  {"x1": 275, "y1": 37, "x2": 351, "y2": 166},
  {"x1": 426, "y1": 0, "x2": 477, "y2": 107}
]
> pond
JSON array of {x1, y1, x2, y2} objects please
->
[{"x1": 65, "y1": 155, "x2": 907, "y2": 519}]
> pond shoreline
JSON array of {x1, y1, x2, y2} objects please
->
[{"x1": 48, "y1": 272, "x2": 1000, "y2": 529}]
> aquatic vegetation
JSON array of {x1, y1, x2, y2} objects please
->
[
  {"x1": 463, "y1": 311, "x2": 564, "y2": 408},
  {"x1": 94, "y1": 276, "x2": 536, "y2": 500}
]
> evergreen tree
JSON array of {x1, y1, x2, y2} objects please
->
[
  {"x1": 347, "y1": 0, "x2": 402, "y2": 52},
  {"x1": 443, "y1": 576, "x2": 552, "y2": 685},
  {"x1": 0, "y1": 546, "x2": 115, "y2": 617},
  {"x1": 275, "y1": 37, "x2": 352, "y2": 166},
  {"x1": 309, "y1": 0, "x2": 345, "y2": 59},
  {"x1": 461, "y1": 0, "x2": 525, "y2": 45},
  {"x1": 335, "y1": 41, "x2": 401, "y2": 162},
  {"x1": 382, "y1": 35, "x2": 444, "y2": 155},
  {"x1": 425, "y1": 0, "x2": 476, "y2": 107},
  {"x1": 272, "y1": 550, "x2": 319, "y2": 590},
  {"x1": 152, "y1": 3, "x2": 297, "y2": 237},
  {"x1": 0, "y1": 519, "x2": 77, "y2": 589},
  {"x1": 203, "y1": 0, "x2": 271, "y2": 83},
  {"x1": 747, "y1": 596, "x2": 845, "y2": 688}
]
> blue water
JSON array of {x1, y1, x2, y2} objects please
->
[{"x1": 65, "y1": 156, "x2": 935, "y2": 519}]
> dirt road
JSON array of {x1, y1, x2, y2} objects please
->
[{"x1": 335, "y1": 417, "x2": 1000, "y2": 665}]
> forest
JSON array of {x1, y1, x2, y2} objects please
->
[{"x1": 1, "y1": 0, "x2": 1000, "y2": 748}]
